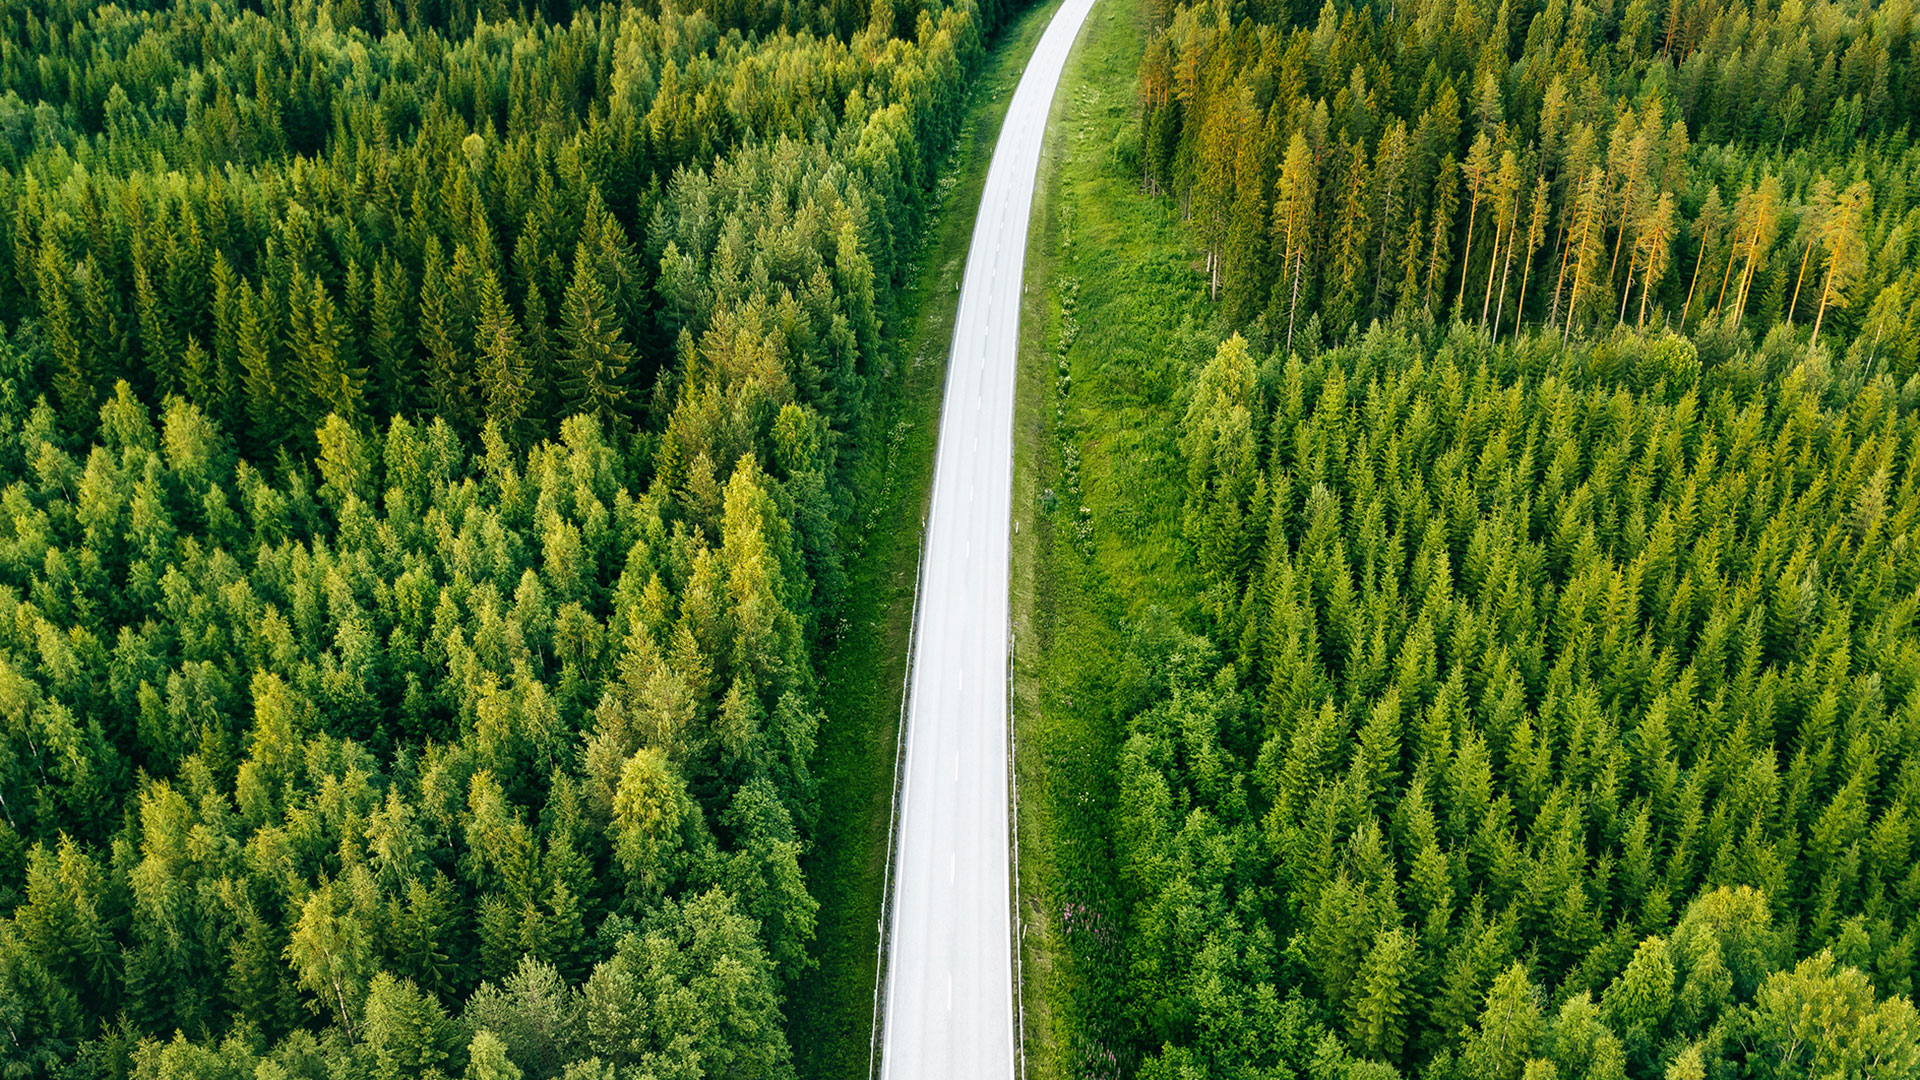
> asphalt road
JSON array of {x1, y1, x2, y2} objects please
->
[{"x1": 877, "y1": 0, "x2": 1097, "y2": 1076}]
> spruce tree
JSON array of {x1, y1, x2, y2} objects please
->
[
  {"x1": 557, "y1": 257, "x2": 633, "y2": 433},
  {"x1": 236, "y1": 278, "x2": 287, "y2": 453},
  {"x1": 368, "y1": 257, "x2": 415, "y2": 418},
  {"x1": 474, "y1": 269, "x2": 532, "y2": 445},
  {"x1": 34, "y1": 244, "x2": 92, "y2": 426}
]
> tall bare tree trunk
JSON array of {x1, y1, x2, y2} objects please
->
[
  {"x1": 1549, "y1": 226, "x2": 1575, "y2": 331},
  {"x1": 1787, "y1": 238, "x2": 1814, "y2": 324},
  {"x1": 1285, "y1": 249, "x2": 1304, "y2": 354},
  {"x1": 1713, "y1": 229, "x2": 1740, "y2": 315},
  {"x1": 1681, "y1": 235, "x2": 1707, "y2": 327},
  {"x1": 1609, "y1": 174, "x2": 1637, "y2": 280},
  {"x1": 1812, "y1": 261, "x2": 1837, "y2": 346},
  {"x1": 1495, "y1": 216, "x2": 1519, "y2": 337},
  {"x1": 1733, "y1": 226, "x2": 1765, "y2": 326},
  {"x1": 1618, "y1": 247, "x2": 1637, "y2": 326},
  {"x1": 1481, "y1": 207, "x2": 1507, "y2": 326},
  {"x1": 1458, "y1": 190, "x2": 1482, "y2": 317}
]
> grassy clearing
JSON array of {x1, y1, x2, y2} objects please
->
[
  {"x1": 1008, "y1": 0, "x2": 1217, "y2": 1074},
  {"x1": 789, "y1": 2, "x2": 1069, "y2": 1075}
]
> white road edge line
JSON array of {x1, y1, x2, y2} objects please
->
[{"x1": 873, "y1": 1, "x2": 1100, "y2": 1078}]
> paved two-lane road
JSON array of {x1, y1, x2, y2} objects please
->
[{"x1": 878, "y1": 0, "x2": 1097, "y2": 1076}]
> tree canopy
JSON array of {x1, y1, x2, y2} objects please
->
[
  {"x1": 1132, "y1": 0, "x2": 1919, "y2": 364},
  {"x1": 0, "y1": 0, "x2": 1033, "y2": 1071},
  {"x1": 1075, "y1": 2, "x2": 1920, "y2": 1073},
  {"x1": 1099, "y1": 321, "x2": 1920, "y2": 1079}
]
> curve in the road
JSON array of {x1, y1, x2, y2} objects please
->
[{"x1": 876, "y1": 0, "x2": 1098, "y2": 1076}]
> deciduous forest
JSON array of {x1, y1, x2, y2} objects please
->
[
  {"x1": 0, "y1": 0, "x2": 1029, "y2": 1073},
  {"x1": 1059, "y1": 0, "x2": 1920, "y2": 1076}
]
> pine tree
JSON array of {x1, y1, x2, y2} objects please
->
[
  {"x1": 612, "y1": 748, "x2": 696, "y2": 904},
  {"x1": 134, "y1": 258, "x2": 177, "y2": 397},
  {"x1": 1680, "y1": 186, "x2": 1728, "y2": 328},
  {"x1": 1399, "y1": 206, "x2": 1428, "y2": 320},
  {"x1": 78, "y1": 255, "x2": 124, "y2": 392},
  {"x1": 1456, "y1": 132, "x2": 1496, "y2": 317},
  {"x1": 1481, "y1": 150, "x2": 1522, "y2": 328},
  {"x1": 207, "y1": 256, "x2": 244, "y2": 431},
  {"x1": 1507, "y1": 177, "x2": 1550, "y2": 338},
  {"x1": 465, "y1": 1030, "x2": 525, "y2": 1080},
  {"x1": 285, "y1": 880, "x2": 374, "y2": 1041},
  {"x1": 1629, "y1": 192, "x2": 1678, "y2": 327},
  {"x1": 1195, "y1": 84, "x2": 1244, "y2": 301},
  {"x1": 1273, "y1": 130, "x2": 1317, "y2": 353},
  {"x1": 1222, "y1": 109, "x2": 1275, "y2": 325},
  {"x1": 223, "y1": 894, "x2": 299, "y2": 1039},
  {"x1": 1468, "y1": 964, "x2": 1543, "y2": 1080},
  {"x1": 180, "y1": 337, "x2": 216, "y2": 407},
  {"x1": 1560, "y1": 166, "x2": 1609, "y2": 341},
  {"x1": 419, "y1": 242, "x2": 478, "y2": 429},
  {"x1": 1182, "y1": 334, "x2": 1260, "y2": 622},
  {"x1": 1371, "y1": 121, "x2": 1412, "y2": 314},
  {"x1": 1787, "y1": 178, "x2": 1837, "y2": 326},
  {"x1": 362, "y1": 972, "x2": 459, "y2": 1079},
  {"x1": 287, "y1": 270, "x2": 362, "y2": 425},
  {"x1": 521, "y1": 277, "x2": 554, "y2": 425},
  {"x1": 1731, "y1": 174, "x2": 1784, "y2": 327},
  {"x1": 1601, "y1": 937, "x2": 1675, "y2": 1068},
  {"x1": 1811, "y1": 181, "x2": 1872, "y2": 347},
  {"x1": 1605, "y1": 110, "x2": 1658, "y2": 283}
]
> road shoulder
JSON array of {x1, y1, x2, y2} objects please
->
[
  {"x1": 791, "y1": 2, "x2": 1069, "y2": 1075},
  {"x1": 1009, "y1": 0, "x2": 1214, "y2": 1073}
]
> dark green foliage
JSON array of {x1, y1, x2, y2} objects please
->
[
  {"x1": 0, "y1": 390, "x2": 811, "y2": 1074},
  {"x1": 0, "y1": 0, "x2": 1033, "y2": 1071},
  {"x1": 1109, "y1": 322, "x2": 1920, "y2": 1078},
  {"x1": 1091, "y1": 2, "x2": 1920, "y2": 1073},
  {"x1": 0, "y1": 0, "x2": 992, "y2": 457},
  {"x1": 1138, "y1": 0, "x2": 1920, "y2": 361},
  {"x1": 557, "y1": 259, "x2": 633, "y2": 436}
]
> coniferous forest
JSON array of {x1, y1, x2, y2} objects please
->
[
  {"x1": 1068, "y1": 0, "x2": 1920, "y2": 1076},
  {"x1": 10, "y1": 0, "x2": 1920, "y2": 1073},
  {"x1": 0, "y1": 0, "x2": 1028, "y2": 1073}
]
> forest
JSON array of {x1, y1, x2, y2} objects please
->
[
  {"x1": 1132, "y1": 0, "x2": 1919, "y2": 361},
  {"x1": 1072, "y1": 0, "x2": 1920, "y2": 1076},
  {"x1": 1116, "y1": 326, "x2": 1920, "y2": 1080},
  {"x1": 0, "y1": 0, "x2": 1028, "y2": 1072}
]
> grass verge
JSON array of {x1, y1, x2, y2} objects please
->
[
  {"x1": 1008, "y1": 0, "x2": 1216, "y2": 1074},
  {"x1": 789, "y1": 2, "x2": 1070, "y2": 1074}
]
